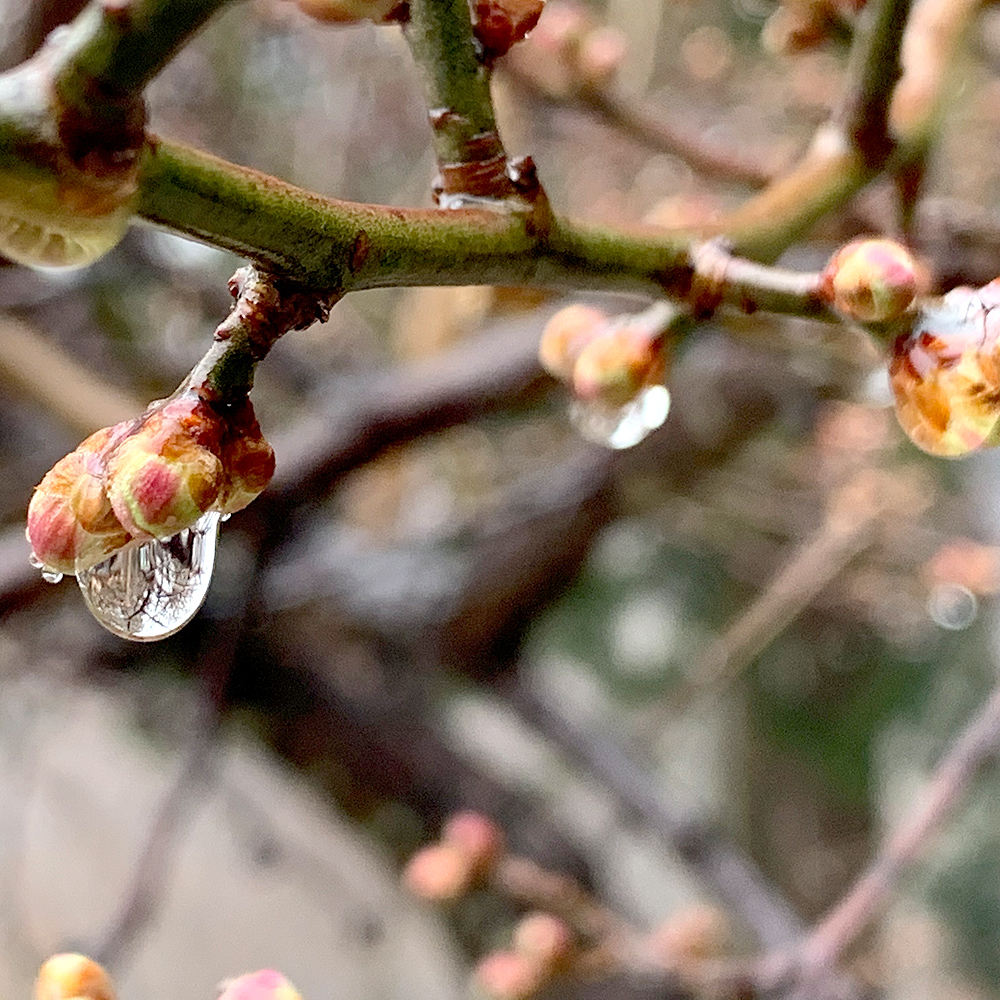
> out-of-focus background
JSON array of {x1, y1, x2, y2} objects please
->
[{"x1": 3, "y1": 0, "x2": 1000, "y2": 997}]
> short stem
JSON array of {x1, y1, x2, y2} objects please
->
[
  {"x1": 403, "y1": 0, "x2": 513, "y2": 200},
  {"x1": 187, "y1": 265, "x2": 338, "y2": 403}
]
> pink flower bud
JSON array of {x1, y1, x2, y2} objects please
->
[
  {"x1": 821, "y1": 239, "x2": 922, "y2": 323},
  {"x1": 217, "y1": 971, "x2": 303, "y2": 1000},
  {"x1": 511, "y1": 913, "x2": 574, "y2": 969},
  {"x1": 441, "y1": 811, "x2": 505, "y2": 875},
  {"x1": 538, "y1": 304, "x2": 608, "y2": 381},
  {"x1": 105, "y1": 395, "x2": 225, "y2": 539},
  {"x1": 27, "y1": 426, "x2": 132, "y2": 575},
  {"x1": 572, "y1": 324, "x2": 666, "y2": 407},
  {"x1": 35, "y1": 954, "x2": 115, "y2": 1000},
  {"x1": 402, "y1": 843, "x2": 476, "y2": 901},
  {"x1": 474, "y1": 952, "x2": 547, "y2": 1000},
  {"x1": 216, "y1": 398, "x2": 276, "y2": 515}
]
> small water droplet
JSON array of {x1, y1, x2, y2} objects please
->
[
  {"x1": 76, "y1": 512, "x2": 220, "y2": 642},
  {"x1": 569, "y1": 384, "x2": 670, "y2": 449},
  {"x1": 41, "y1": 570, "x2": 63, "y2": 584},
  {"x1": 220, "y1": 512, "x2": 232, "y2": 522},
  {"x1": 28, "y1": 552, "x2": 43, "y2": 569},
  {"x1": 927, "y1": 582, "x2": 978, "y2": 631}
]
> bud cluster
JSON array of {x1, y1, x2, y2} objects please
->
[
  {"x1": 538, "y1": 303, "x2": 669, "y2": 409},
  {"x1": 27, "y1": 392, "x2": 274, "y2": 576},
  {"x1": 402, "y1": 811, "x2": 505, "y2": 902},
  {"x1": 475, "y1": 912, "x2": 576, "y2": 1000}
]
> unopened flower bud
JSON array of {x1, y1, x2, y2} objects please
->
[
  {"x1": 577, "y1": 26, "x2": 627, "y2": 86},
  {"x1": 35, "y1": 954, "x2": 115, "y2": 1000},
  {"x1": 473, "y1": 0, "x2": 546, "y2": 60},
  {"x1": 889, "y1": 282, "x2": 1000, "y2": 456},
  {"x1": 572, "y1": 325, "x2": 666, "y2": 407},
  {"x1": 648, "y1": 905, "x2": 730, "y2": 970},
  {"x1": 27, "y1": 426, "x2": 132, "y2": 575},
  {"x1": 217, "y1": 970, "x2": 303, "y2": 1000},
  {"x1": 105, "y1": 395, "x2": 224, "y2": 539},
  {"x1": 441, "y1": 811, "x2": 505, "y2": 874},
  {"x1": 511, "y1": 913, "x2": 574, "y2": 970},
  {"x1": 538, "y1": 304, "x2": 608, "y2": 381},
  {"x1": 821, "y1": 239, "x2": 922, "y2": 323},
  {"x1": 217, "y1": 398, "x2": 276, "y2": 515},
  {"x1": 474, "y1": 952, "x2": 547, "y2": 1000},
  {"x1": 403, "y1": 843, "x2": 476, "y2": 901}
]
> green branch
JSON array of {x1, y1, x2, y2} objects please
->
[
  {"x1": 136, "y1": 136, "x2": 831, "y2": 319},
  {"x1": 403, "y1": 0, "x2": 513, "y2": 200}
]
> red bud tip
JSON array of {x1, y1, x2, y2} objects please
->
[
  {"x1": 217, "y1": 970, "x2": 303, "y2": 1000},
  {"x1": 474, "y1": 952, "x2": 547, "y2": 1000},
  {"x1": 474, "y1": 0, "x2": 546, "y2": 59},
  {"x1": 821, "y1": 239, "x2": 922, "y2": 324},
  {"x1": 35, "y1": 954, "x2": 115, "y2": 1000}
]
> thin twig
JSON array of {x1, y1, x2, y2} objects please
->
[
  {"x1": 788, "y1": 681, "x2": 1000, "y2": 980},
  {"x1": 505, "y1": 683, "x2": 806, "y2": 952}
]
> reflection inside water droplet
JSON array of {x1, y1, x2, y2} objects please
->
[
  {"x1": 28, "y1": 552, "x2": 43, "y2": 569},
  {"x1": 927, "y1": 582, "x2": 978, "y2": 631},
  {"x1": 76, "y1": 512, "x2": 220, "y2": 641},
  {"x1": 569, "y1": 384, "x2": 671, "y2": 449},
  {"x1": 41, "y1": 569, "x2": 63, "y2": 584}
]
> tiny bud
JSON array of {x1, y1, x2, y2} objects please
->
[
  {"x1": 572, "y1": 325, "x2": 666, "y2": 408},
  {"x1": 105, "y1": 395, "x2": 224, "y2": 539},
  {"x1": 403, "y1": 844, "x2": 475, "y2": 901},
  {"x1": 35, "y1": 954, "x2": 115, "y2": 1000},
  {"x1": 821, "y1": 239, "x2": 922, "y2": 323},
  {"x1": 576, "y1": 26, "x2": 627, "y2": 86},
  {"x1": 441, "y1": 812, "x2": 505, "y2": 873},
  {"x1": 27, "y1": 426, "x2": 132, "y2": 575},
  {"x1": 648, "y1": 905, "x2": 730, "y2": 969},
  {"x1": 474, "y1": 0, "x2": 546, "y2": 60},
  {"x1": 511, "y1": 912, "x2": 574, "y2": 969},
  {"x1": 217, "y1": 970, "x2": 303, "y2": 1000},
  {"x1": 538, "y1": 304, "x2": 608, "y2": 381},
  {"x1": 474, "y1": 952, "x2": 547, "y2": 1000}
]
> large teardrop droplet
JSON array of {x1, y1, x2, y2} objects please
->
[
  {"x1": 569, "y1": 384, "x2": 671, "y2": 449},
  {"x1": 76, "y1": 512, "x2": 220, "y2": 641}
]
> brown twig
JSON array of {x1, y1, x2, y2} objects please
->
[{"x1": 771, "y1": 681, "x2": 1000, "y2": 985}]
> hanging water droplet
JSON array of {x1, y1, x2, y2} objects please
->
[
  {"x1": 76, "y1": 511, "x2": 220, "y2": 641},
  {"x1": 569, "y1": 384, "x2": 670, "y2": 449},
  {"x1": 41, "y1": 569, "x2": 63, "y2": 584},
  {"x1": 28, "y1": 552, "x2": 43, "y2": 569},
  {"x1": 927, "y1": 582, "x2": 978, "y2": 631}
]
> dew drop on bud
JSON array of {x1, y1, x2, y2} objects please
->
[
  {"x1": 76, "y1": 512, "x2": 220, "y2": 641},
  {"x1": 926, "y1": 582, "x2": 978, "y2": 631},
  {"x1": 569, "y1": 384, "x2": 670, "y2": 449},
  {"x1": 28, "y1": 552, "x2": 43, "y2": 569},
  {"x1": 41, "y1": 569, "x2": 63, "y2": 584}
]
